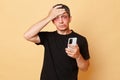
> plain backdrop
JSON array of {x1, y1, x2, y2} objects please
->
[{"x1": 0, "y1": 0, "x2": 120, "y2": 80}]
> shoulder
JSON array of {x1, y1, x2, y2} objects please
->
[
  {"x1": 36, "y1": 31, "x2": 56, "y2": 45},
  {"x1": 72, "y1": 31, "x2": 88, "y2": 44},
  {"x1": 38, "y1": 31, "x2": 56, "y2": 36},
  {"x1": 72, "y1": 31, "x2": 86, "y2": 39}
]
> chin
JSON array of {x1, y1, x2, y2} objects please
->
[
  {"x1": 58, "y1": 27, "x2": 66, "y2": 30},
  {"x1": 58, "y1": 28, "x2": 68, "y2": 31}
]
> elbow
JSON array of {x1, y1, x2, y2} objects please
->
[
  {"x1": 24, "y1": 33, "x2": 31, "y2": 41},
  {"x1": 24, "y1": 33, "x2": 40, "y2": 43},
  {"x1": 80, "y1": 64, "x2": 89, "y2": 72},
  {"x1": 79, "y1": 61, "x2": 90, "y2": 72}
]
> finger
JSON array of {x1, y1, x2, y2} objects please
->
[
  {"x1": 54, "y1": 5, "x2": 62, "y2": 9},
  {"x1": 65, "y1": 48, "x2": 74, "y2": 54},
  {"x1": 56, "y1": 9, "x2": 65, "y2": 13},
  {"x1": 65, "y1": 48, "x2": 71, "y2": 52},
  {"x1": 68, "y1": 44, "x2": 75, "y2": 49},
  {"x1": 65, "y1": 50, "x2": 75, "y2": 58},
  {"x1": 65, "y1": 50, "x2": 72, "y2": 55},
  {"x1": 58, "y1": 9, "x2": 65, "y2": 15},
  {"x1": 54, "y1": 6, "x2": 65, "y2": 13}
]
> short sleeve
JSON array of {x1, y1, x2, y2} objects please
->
[
  {"x1": 80, "y1": 37, "x2": 90, "y2": 60},
  {"x1": 35, "y1": 32, "x2": 48, "y2": 45}
]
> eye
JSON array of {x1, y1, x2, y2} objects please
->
[
  {"x1": 54, "y1": 16, "x2": 59, "y2": 20},
  {"x1": 62, "y1": 15, "x2": 68, "y2": 19}
]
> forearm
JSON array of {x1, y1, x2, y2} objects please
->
[
  {"x1": 24, "y1": 5, "x2": 65, "y2": 40},
  {"x1": 24, "y1": 16, "x2": 52, "y2": 39},
  {"x1": 76, "y1": 54, "x2": 90, "y2": 71}
]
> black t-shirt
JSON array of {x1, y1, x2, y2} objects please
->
[{"x1": 36, "y1": 30, "x2": 90, "y2": 80}]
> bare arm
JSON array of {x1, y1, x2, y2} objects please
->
[
  {"x1": 65, "y1": 44, "x2": 90, "y2": 71},
  {"x1": 24, "y1": 6, "x2": 65, "y2": 43},
  {"x1": 24, "y1": 16, "x2": 52, "y2": 43},
  {"x1": 76, "y1": 54, "x2": 90, "y2": 71}
]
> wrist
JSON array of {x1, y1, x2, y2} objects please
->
[
  {"x1": 76, "y1": 55, "x2": 81, "y2": 60},
  {"x1": 47, "y1": 14, "x2": 56, "y2": 21},
  {"x1": 46, "y1": 16, "x2": 52, "y2": 21}
]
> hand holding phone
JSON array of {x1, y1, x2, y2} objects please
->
[{"x1": 68, "y1": 37, "x2": 77, "y2": 48}]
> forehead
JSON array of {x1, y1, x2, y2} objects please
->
[{"x1": 58, "y1": 12, "x2": 69, "y2": 17}]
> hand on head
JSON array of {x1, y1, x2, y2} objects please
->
[{"x1": 48, "y1": 5, "x2": 66, "y2": 20}]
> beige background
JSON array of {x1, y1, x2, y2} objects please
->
[{"x1": 0, "y1": 0, "x2": 120, "y2": 80}]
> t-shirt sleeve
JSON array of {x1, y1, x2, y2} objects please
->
[
  {"x1": 80, "y1": 37, "x2": 90, "y2": 60},
  {"x1": 35, "y1": 32, "x2": 47, "y2": 45}
]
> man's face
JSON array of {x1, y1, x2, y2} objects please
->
[{"x1": 52, "y1": 12, "x2": 71, "y2": 31}]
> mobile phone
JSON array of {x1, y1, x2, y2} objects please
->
[{"x1": 68, "y1": 37, "x2": 77, "y2": 46}]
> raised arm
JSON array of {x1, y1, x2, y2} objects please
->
[{"x1": 24, "y1": 5, "x2": 65, "y2": 43}]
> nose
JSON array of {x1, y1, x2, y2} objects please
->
[{"x1": 58, "y1": 17, "x2": 63, "y2": 24}]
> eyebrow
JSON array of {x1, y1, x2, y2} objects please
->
[{"x1": 59, "y1": 12, "x2": 68, "y2": 16}]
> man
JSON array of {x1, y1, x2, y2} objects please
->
[{"x1": 24, "y1": 4, "x2": 90, "y2": 80}]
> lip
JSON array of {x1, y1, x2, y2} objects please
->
[{"x1": 59, "y1": 24, "x2": 65, "y2": 27}]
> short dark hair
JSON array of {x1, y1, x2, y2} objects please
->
[{"x1": 53, "y1": 4, "x2": 71, "y2": 17}]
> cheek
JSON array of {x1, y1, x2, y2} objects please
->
[
  {"x1": 52, "y1": 19, "x2": 58, "y2": 24},
  {"x1": 52, "y1": 18, "x2": 59, "y2": 22},
  {"x1": 64, "y1": 18, "x2": 71, "y2": 23},
  {"x1": 64, "y1": 20, "x2": 70, "y2": 24},
  {"x1": 52, "y1": 21, "x2": 59, "y2": 26}
]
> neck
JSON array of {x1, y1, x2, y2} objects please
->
[{"x1": 57, "y1": 29, "x2": 72, "y2": 35}]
